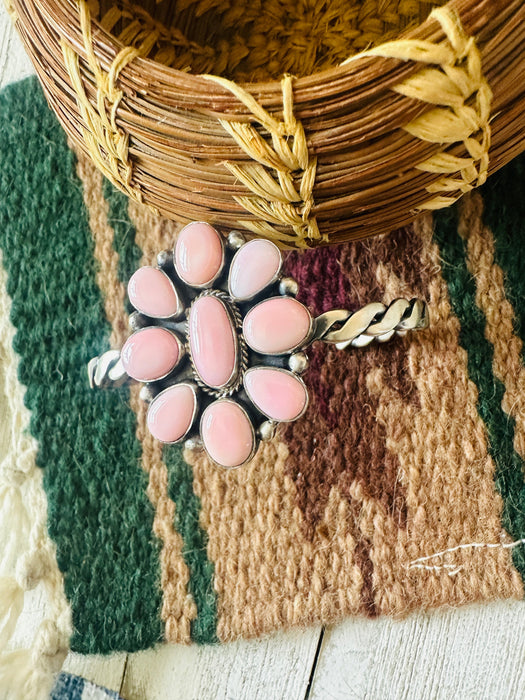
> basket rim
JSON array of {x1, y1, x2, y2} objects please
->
[
  {"x1": 37, "y1": 0, "x2": 491, "y2": 103},
  {"x1": 11, "y1": 0, "x2": 524, "y2": 247}
]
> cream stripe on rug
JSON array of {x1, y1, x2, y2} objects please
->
[{"x1": 0, "y1": 250, "x2": 72, "y2": 698}]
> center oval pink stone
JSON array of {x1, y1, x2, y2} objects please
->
[
  {"x1": 189, "y1": 295, "x2": 238, "y2": 389},
  {"x1": 243, "y1": 297, "x2": 312, "y2": 355},
  {"x1": 174, "y1": 222, "x2": 224, "y2": 287},
  {"x1": 201, "y1": 400, "x2": 255, "y2": 468},
  {"x1": 121, "y1": 327, "x2": 180, "y2": 382}
]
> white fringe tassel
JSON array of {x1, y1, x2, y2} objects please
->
[{"x1": 0, "y1": 252, "x2": 72, "y2": 700}]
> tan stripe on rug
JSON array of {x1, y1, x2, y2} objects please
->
[
  {"x1": 187, "y1": 437, "x2": 364, "y2": 641},
  {"x1": 126, "y1": 200, "x2": 197, "y2": 642},
  {"x1": 459, "y1": 192, "x2": 525, "y2": 463}
]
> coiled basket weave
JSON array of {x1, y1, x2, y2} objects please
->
[{"x1": 7, "y1": 0, "x2": 525, "y2": 247}]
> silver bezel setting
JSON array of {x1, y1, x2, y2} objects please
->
[
  {"x1": 186, "y1": 289, "x2": 248, "y2": 399},
  {"x1": 200, "y1": 398, "x2": 257, "y2": 469},
  {"x1": 122, "y1": 326, "x2": 186, "y2": 383},
  {"x1": 146, "y1": 382, "x2": 199, "y2": 445},
  {"x1": 242, "y1": 296, "x2": 314, "y2": 356},
  {"x1": 88, "y1": 221, "x2": 392, "y2": 469},
  {"x1": 173, "y1": 221, "x2": 226, "y2": 290},
  {"x1": 243, "y1": 366, "x2": 309, "y2": 423},
  {"x1": 128, "y1": 265, "x2": 184, "y2": 320},
  {"x1": 227, "y1": 238, "x2": 283, "y2": 302}
]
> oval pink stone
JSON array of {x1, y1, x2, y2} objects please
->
[
  {"x1": 243, "y1": 297, "x2": 312, "y2": 354},
  {"x1": 201, "y1": 400, "x2": 254, "y2": 468},
  {"x1": 244, "y1": 368, "x2": 307, "y2": 422},
  {"x1": 229, "y1": 239, "x2": 282, "y2": 301},
  {"x1": 128, "y1": 266, "x2": 181, "y2": 318},
  {"x1": 121, "y1": 327, "x2": 180, "y2": 382},
  {"x1": 147, "y1": 384, "x2": 196, "y2": 443},
  {"x1": 174, "y1": 222, "x2": 224, "y2": 287},
  {"x1": 189, "y1": 295, "x2": 237, "y2": 389}
]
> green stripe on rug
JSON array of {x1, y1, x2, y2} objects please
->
[
  {"x1": 102, "y1": 178, "x2": 219, "y2": 644},
  {"x1": 480, "y1": 155, "x2": 525, "y2": 345},
  {"x1": 102, "y1": 178, "x2": 142, "y2": 287},
  {"x1": 434, "y1": 206, "x2": 525, "y2": 579},
  {"x1": 165, "y1": 445, "x2": 219, "y2": 644},
  {"x1": 0, "y1": 77, "x2": 163, "y2": 653}
]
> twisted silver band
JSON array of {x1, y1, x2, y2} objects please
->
[
  {"x1": 88, "y1": 349, "x2": 126, "y2": 390},
  {"x1": 311, "y1": 298, "x2": 429, "y2": 350}
]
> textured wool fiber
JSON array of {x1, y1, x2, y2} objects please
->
[
  {"x1": 74, "y1": 144, "x2": 199, "y2": 644},
  {"x1": 0, "y1": 77, "x2": 524, "y2": 654},
  {"x1": 0, "y1": 78, "x2": 164, "y2": 654},
  {"x1": 434, "y1": 205, "x2": 525, "y2": 579}
]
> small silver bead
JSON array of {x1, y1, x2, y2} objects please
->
[
  {"x1": 279, "y1": 277, "x2": 299, "y2": 297},
  {"x1": 139, "y1": 385, "x2": 155, "y2": 403},
  {"x1": 258, "y1": 420, "x2": 276, "y2": 441},
  {"x1": 129, "y1": 311, "x2": 147, "y2": 331},
  {"x1": 157, "y1": 250, "x2": 173, "y2": 268},
  {"x1": 184, "y1": 436, "x2": 203, "y2": 451},
  {"x1": 227, "y1": 230, "x2": 246, "y2": 250},
  {"x1": 288, "y1": 351, "x2": 309, "y2": 374}
]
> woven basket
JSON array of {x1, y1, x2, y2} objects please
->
[{"x1": 8, "y1": 0, "x2": 525, "y2": 247}]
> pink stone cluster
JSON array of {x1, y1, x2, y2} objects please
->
[{"x1": 121, "y1": 222, "x2": 310, "y2": 468}]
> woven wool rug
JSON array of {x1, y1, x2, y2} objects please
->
[{"x1": 1, "y1": 77, "x2": 525, "y2": 665}]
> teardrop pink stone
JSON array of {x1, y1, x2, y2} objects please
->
[
  {"x1": 121, "y1": 327, "x2": 180, "y2": 382},
  {"x1": 243, "y1": 297, "x2": 312, "y2": 354},
  {"x1": 201, "y1": 400, "x2": 254, "y2": 468},
  {"x1": 189, "y1": 295, "x2": 237, "y2": 389},
  {"x1": 128, "y1": 267, "x2": 181, "y2": 318},
  {"x1": 244, "y1": 368, "x2": 307, "y2": 422},
  {"x1": 174, "y1": 222, "x2": 224, "y2": 287},
  {"x1": 229, "y1": 239, "x2": 281, "y2": 300},
  {"x1": 147, "y1": 384, "x2": 196, "y2": 443}
]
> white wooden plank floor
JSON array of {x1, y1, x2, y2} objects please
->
[
  {"x1": 2, "y1": 7, "x2": 525, "y2": 699},
  {"x1": 119, "y1": 627, "x2": 322, "y2": 700}
]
